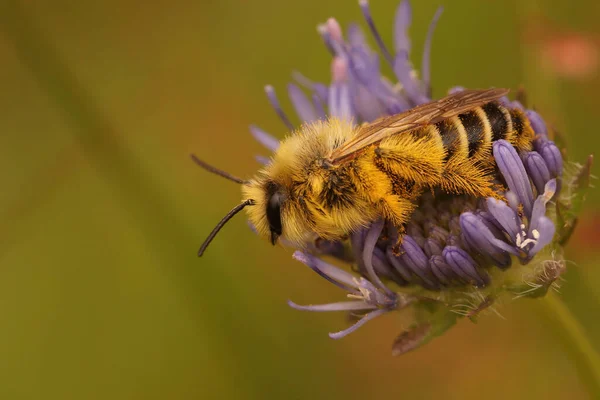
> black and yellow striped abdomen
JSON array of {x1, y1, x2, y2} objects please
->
[
  {"x1": 434, "y1": 101, "x2": 533, "y2": 160},
  {"x1": 370, "y1": 101, "x2": 534, "y2": 199}
]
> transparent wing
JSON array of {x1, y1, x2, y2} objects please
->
[{"x1": 329, "y1": 88, "x2": 509, "y2": 164}]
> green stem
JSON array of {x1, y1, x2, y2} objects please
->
[{"x1": 541, "y1": 292, "x2": 600, "y2": 396}]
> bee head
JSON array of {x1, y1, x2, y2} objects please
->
[{"x1": 241, "y1": 176, "x2": 306, "y2": 247}]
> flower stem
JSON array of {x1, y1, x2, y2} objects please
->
[{"x1": 541, "y1": 292, "x2": 600, "y2": 396}]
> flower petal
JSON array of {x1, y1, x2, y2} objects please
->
[
  {"x1": 393, "y1": 0, "x2": 412, "y2": 55},
  {"x1": 539, "y1": 141, "x2": 563, "y2": 178},
  {"x1": 347, "y1": 23, "x2": 368, "y2": 49},
  {"x1": 393, "y1": 53, "x2": 428, "y2": 105},
  {"x1": 264, "y1": 85, "x2": 294, "y2": 130},
  {"x1": 421, "y1": 6, "x2": 443, "y2": 97},
  {"x1": 351, "y1": 83, "x2": 387, "y2": 122},
  {"x1": 359, "y1": 0, "x2": 394, "y2": 65},
  {"x1": 386, "y1": 247, "x2": 413, "y2": 281},
  {"x1": 529, "y1": 179, "x2": 557, "y2": 236},
  {"x1": 493, "y1": 140, "x2": 535, "y2": 217},
  {"x1": 329, "y1": 58, "x2": 354, "y2": 121},
  {"x1": 288, "y1": 300, "x2": 376, "y2": 312},
  {"x1": 529, "y1": 216, "x2": 556, "y2": 255},
  {"x1": 443, "y1": 246, "x2": 488, "y2": 287},
  {"x1": 526, "y1": 110, "x2": 548, "y2": 139},
  {"x1": 523, "y1": 151, "x2": 552, "y2": 195},
  {"x1": 363, "y1": 220, "x2": 394, "y2": 295},
  {"x1": 292, "y1": 71, "x2": 329, "y2": 104},
  {"x1": 249, "y1": 125, "x2": 279, "y2": 151},
  {"x1": 312, "y1": 93, "x2": 327, "y2": 120},
  {"x1": 293, "y1": 251, "x2": 358, "y2": 291},
  {"x1": 288, "y1": 83, "x2": 318, "y2": 122},
  {"x1": 399, "y1": 235, "x2": 438, "y2": 288},
  {"x1": 460, "y1": 212, "x2": 512, "y2": 268},
  {"x1": 429, "y1": 255, "x2": 455, "y2": 285},
  {"x1": 486, "y1": 197, "x2": 520, "y2": 241},
  {"x1": 329, "y1": 308, "x2": 389, "y2": 339},
  {"x1": 372, "y1": 247, "x2": 396, "y2": 278}
]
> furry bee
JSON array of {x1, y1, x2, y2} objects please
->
[{"x1": 195, "y1": 88, "x2": 535, "y2": 255}]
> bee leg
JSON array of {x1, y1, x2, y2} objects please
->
[
  {"x1": 376, "y1": 195, "x2": 414, "y2": 254},
  {"x1": 391, "y1": 226, "x2": 406, "y2": 256},
  {"x1": 378, "y1": 196, "x2": 415, "y2": 224},
  {"x1": 382, "y1": 219, "x2": 406, "y2": 255}
]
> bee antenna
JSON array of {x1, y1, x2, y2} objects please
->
[
  {"x1": 198, "y1": 199, "x2": 255, "y2": 257},
  {"x1": 190, "y1": 154, "x2": 246, "y2": 184}
]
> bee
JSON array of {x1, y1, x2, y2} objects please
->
[{"x1": 194, "y1": 88, "x2": 535, "y2": 255}]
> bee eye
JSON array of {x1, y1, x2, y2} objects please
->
[{"x1": 266, "y1": 192, "x2": 283, "y2": 244}]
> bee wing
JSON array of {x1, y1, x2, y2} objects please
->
[{"x1": 329, "y1": 88, "x2": 509, "y2": 164}]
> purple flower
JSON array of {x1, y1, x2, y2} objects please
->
[
  {"x1": 246, "y1": 0, "x2": 587, "y2": 354},
  {"x1": 287, "y1": 251, "x2": 407, "y2": 340}
]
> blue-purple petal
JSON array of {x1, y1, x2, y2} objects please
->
[
  {"x1": 386, "y1": 247, "x2": 413, "y2": 281},
  {"x1": 526, "y1": 110, "x2": 548, "y2": 139},
  {"x1": 529, "y1": 179, "x2": 557, "y2": 236},
  {"x1": 351, "y1": 83, "x2": 387, "y2": 122},
  {"x1": 264, "y1": 85, "x2": 294, "y2": 130},
  {"x1": 486, "y1": 197, "x2": 520, "y2": 241},
  {"x1": 393, "y1": 0, "x2": 412, "y2": 55},
  {"x1": 288, "y1": 83, "x2": 318, "y2": 123},
  {"x1": 529, "y1": 216, "x2": 556, "y2": 255},
  {"x1": 493, "y1": 140, "x2": 535, "y2": 217},
  {"x1": 523, "y1": 151, "x2": 552, "y2": 195},
  {"x1": 359, "y1": 0, "x2": 394, "y2": 65},
  {"x1": 312, "y1": 93, "x2": 327, "y2": 120},
  {"x1": 249, "y1": 125, "x2": 279, "y2": 151},
  {"x1": 443, "y1": 246, "x2": 488, "y2": 287},
  {"x1": 421, "y1": 6, "x2": 443, "y2": 96},
  {"x1": 399, "y1": 236, "x2": 437, "y2": 287},
  {"x1": 460, "y1": 212, "x2": 512, "y2": 268},
  {"x1": 429, "y1": 255, "x2": 452, "y2": 285},
  {"x1": 293, "y1": 251, "x2": 358, "y2": 291},
  {"x1": 329, "y1": 308, "x2": 389, "y2": 339},
  {"x1": 347, "y1": 22, "x2": 368, "y2": 49},
  {"x1": 363, "y1": 220, "x2": 393, "y2": 294},
  {"x1": 539, "y1": 141, "x2": 563, "y2": 178},
  {"x1": 288, "y1": 300, "x2": 377, "y2": 312},
  {"x1": 329, "y1": 82, "x2": 353, "y2": 121},
  {"x1": 393, "y1": 53, "x2": 428, "y2": 105}
]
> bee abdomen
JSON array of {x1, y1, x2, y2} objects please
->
[
  {"x1": 482, "y1": 102, "x2": 510, "y2": 142},
  {"x1": 478, "y1": 102, "x2": 534, "y2": 151},
  {"x1": 507, "y1": 107, "x2": 534, "y2": 151},
  {"x1": 434, "y1": 109, "x2": 491, "y2": 162},
  {"x1": 434, "y1": 117, "x2": 464, "y2": 162},
  {"x1": 436, "y1": 102, "x2": 533, "y2": 163},
  {"x1": 457, "y1": 108, "x2": 490, "y2": 158}
]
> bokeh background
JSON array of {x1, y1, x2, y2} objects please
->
[{"x1": 1, "y1": 0, "x2": 599, "y2": 399}]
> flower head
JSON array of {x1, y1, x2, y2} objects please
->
[{"x1": 248, "y1": 0, "x2": 591, "y2": 354}]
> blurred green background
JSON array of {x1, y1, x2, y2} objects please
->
[{"x1": 0, "y1": 0, "x2": 599, "y2": 399}]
